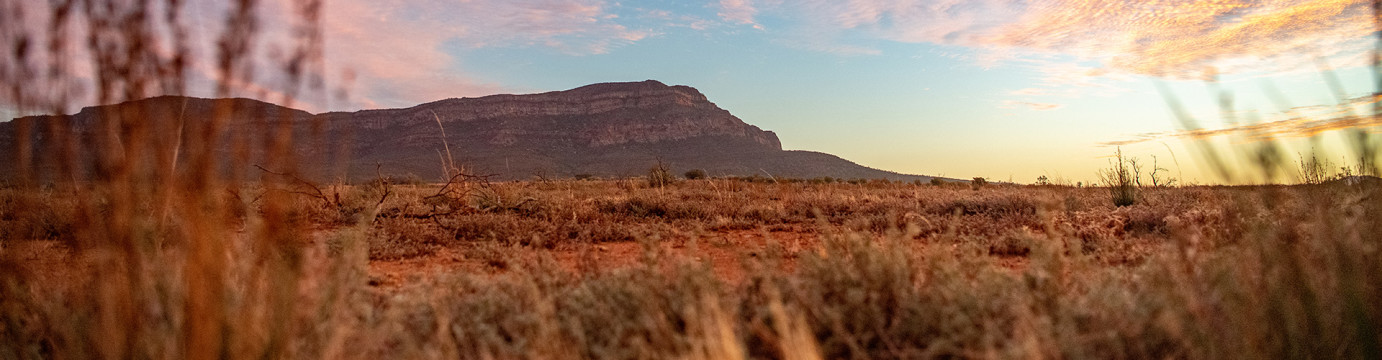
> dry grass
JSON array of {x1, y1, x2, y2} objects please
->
[{"x1": 3, "y1": 178, "x2": 1380, "y2": 359}]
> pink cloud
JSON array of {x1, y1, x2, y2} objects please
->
[
  {"x1": 747, "y1": 0, "x2": 1375, "y2": 79},
  {"x1": 718, "y1": 0, "x2": 760, "y2": 25},
  {"x1": 172, "y1": 0, "x2": 654, "y2": 110},
  {"x1": 988, "y1": 0, "x2": 1374, "y2": 78},
  {"x1": 738, "y1": 0, "x2": 1372, "y2": 119},
  {"x1": 315, "y1": 0, "x2": 652, "y2": 110},
  {"x1": 1, "y1": 0, "x2": 653, "y2": 114}
]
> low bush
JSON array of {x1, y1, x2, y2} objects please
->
[{"x1": 647, "y1": 161, "x2": 675, "y2": 188}]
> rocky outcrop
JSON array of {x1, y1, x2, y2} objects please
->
[
  {"x1": 2, "y1": 81, "x2": 937, "y2": 182},
  {"x1": 321, "y1": 80, "x2": 781, "y2": 149}
]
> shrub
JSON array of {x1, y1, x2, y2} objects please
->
[
  {"x1": 369, "y1": 218, "x2": 441, "y2": 260},
  {"x1": 970, "y1": 177, "x2": 987, "y2": 190},
  {"x1": 683, "y1": 169, "x2": 706, "y2": 180},
  {"x1": 1100, "y1": 148, "x2": 1138, "y2": 207},
  {"x1": 930, "y1": 178, "x2": 945, "y2": 186},
  {"x1": 647, "y1": 161, "x2": 675, "y2": 188},
  {"x1": 0, "y1": 190, "x2": 76, "y2": 241},
  {"x1": 1297, "y1": 152, "x2": 1332, "y2": 184},
  {"x1": 379, "y1": 174, "x2": 427, "y2": 186},
  {"x1": 596, "y1": 196, "x2": 708, "y2": 220},
  {"x1": 934, "y1": 193, "x2": 1039, "y2": 218}
]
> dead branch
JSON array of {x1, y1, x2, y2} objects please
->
[
  {"x1": 254, "y1": 164, "x2": 338, "y2": 208},
  {"x1": 372, "y1": 163, "x2": 393, "y2": 208},
  {"x1": 424, "y1": 171, "x2": 497, "y2": 201},
  {"x1": 414, "y1": 170, "x2": 498, "y2": 231}
]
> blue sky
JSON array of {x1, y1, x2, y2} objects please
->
[
  {"x1": 413, "y1": 0, "x2": 1379, "y2": 184},
  {"x1": 5, "y1": 0, "x2": 1379, "y2": 184}
]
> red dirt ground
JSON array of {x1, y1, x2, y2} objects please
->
[
  {"x1": 2, "y1": 230, "x2": 1031, "y2": 292},
  {"x1": 364, "y1": 229, "x2": 1031, "y2": 290}
]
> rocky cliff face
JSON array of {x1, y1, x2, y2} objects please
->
[
  {"x1": 322, "y1": 80, "x2": 781, "y2": 149},
  {"x1": 2, "y1": 81, "x2": 934, "y2": 182}
]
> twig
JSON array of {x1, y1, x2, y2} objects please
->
[
  {"x1": 372, "y1": 163, "x2": 392, "y2": 208},
  {"x1": 414, "y1": 170, "x2": 499, "y2": 231},
  {"x1": 254, "y1": 164, "x2": 336, "y2": 208},
  {"x1": 425, "y1": 171, "x2": 497, "y2": 201}
]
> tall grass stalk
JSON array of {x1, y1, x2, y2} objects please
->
[{"x1": 1100, "y1": 148, "x2": 1137, "y2": 206}]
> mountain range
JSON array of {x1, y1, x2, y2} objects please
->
[{"x1": 1, "y1": 80, "x2": 940, "y2": 182}]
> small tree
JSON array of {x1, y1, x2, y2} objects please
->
[
  {"x1": 647, "y1": 161, "x2": 675, "y2": 188},
  {"x1": 1149, "y1": 155, "x2": 1175, "y2": 187},
  {"x1": 1035, "y1": 175, "x2": 1049, "y2": 186},
  {"x1": 1126, "y1": 157, "x2": 1144, "y2": 187},
  {"x1": 683, "y1": 169, "x2": 706, "y2": 180},
  {"x1": 971, "y1": 177, "x2": 987, "y2": 190}
]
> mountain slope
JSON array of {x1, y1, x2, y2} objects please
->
[{"x1": 2, "y1": 81, "x2": 939, "y2": 182}]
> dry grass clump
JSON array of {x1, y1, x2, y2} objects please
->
[
  {"x1": 0, "y1": 188, "x2": 78, "y2": 242},
  {"x1": 930, "y1": 191, "x2": 1041, "y2": 217},
  {"x1": 597, "y1": 195, "x2": 711, "y2": 220},
  {"x1": 368, "y1": 216, "x2": 442, "y2": 260},
  {"x1": 758, "y1": 231, "x2": 1014, "y2": 358},
  {"x1": 1101, "y1": 148, "x2": 1139, "y2": 206}
]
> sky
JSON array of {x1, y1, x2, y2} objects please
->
[{"x1": 4, "y1": 0, "x2": 1380, "y2": 184}]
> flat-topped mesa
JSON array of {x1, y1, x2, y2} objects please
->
[
  {"x1": 328, "y1": 80, "x2": 782, "y2": 150},
  {"x1": 2, "y1": 80, "x2": 937, "y2": 182},
  {"x1": 434, "y1": 80, "x2": 719, "y2": 122}
]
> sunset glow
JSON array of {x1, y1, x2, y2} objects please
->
[{"x1": 5, "y1": 0, "x2": 1380, "y2": 183}]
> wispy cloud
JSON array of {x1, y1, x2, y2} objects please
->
[
  {"x1": 1001, "y1": 100, "x2": 1065, "y2": 111},
  {"x1": 318, "y1": 0, "x2": 653, "y2": 109},
  {"x1": 733, "y1": 0, "x2": 1373, "y2": 121},
  {"x1": 989, "y1": 0, "x2": 1374, "y2": 78},
  {"x1": 718, "y1": 0, "x2": 760, "y2": 26},
  {"x1": 745, "y1": 0, "x2": 1375, "y2": 79},
  {"x1": 1, "y1": 0, "x2": 655, "y2": 112},
  {"x1": 1100, "y1": 94, "x2": 1382, "y2": 146},
  {"x1": 638, "y1": 8, "x2": 717, "y2": 31}
]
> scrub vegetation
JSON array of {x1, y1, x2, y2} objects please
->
[{"x1": 3, "y1": 175, "x2": 1381, "y2": 359}]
